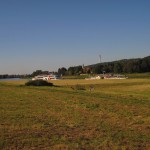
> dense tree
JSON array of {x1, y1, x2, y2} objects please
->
[
  {"x1": 67, "y1": 67, "x2": 75, "y2": 75},
  {"x1": 74, "y1": 66, "x2": 83, "y2": 74},
  {"x1": 67, "y1": 66, "x2": 83, "y2": 75},
  {"x1": 103, "y1": 64, "x2": 111, "y2": 73},
  {"x1": 114, "y1": 63, "x2": 122, "y2": 73},
  {"x1": 58, "y1": 67, "x2": 67, "y2": 75},
  {"x1": 92, "y1": 65, "x2": 103, "y2": 74},
  {"x1": 86, "y1": 56, "x2": 150, "y2": 74},
  {"x1": 31, "y1": 70, "x2": 44, "y2": 77},
  {"x1": 141, "y1": 59, "x2": 149, "y2": 72}
]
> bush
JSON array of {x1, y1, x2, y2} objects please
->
[
  {"x1": 71, "y1": 84, "x2": 86, "y2": 90},
  {"x1": 25, "y1": 80, "x2": 53, "y2": 86}
]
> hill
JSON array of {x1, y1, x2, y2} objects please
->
[{"x1": 85, "y1": 55, "x2": 150, "y2": 74}]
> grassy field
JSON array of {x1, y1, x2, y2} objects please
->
[{"x1": 0, "y1": 78, "x2": 150, "y2": 149}]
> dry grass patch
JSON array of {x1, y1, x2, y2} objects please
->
[{"x1": 0, "y1": 78, "x2": 150, "y2": 149}]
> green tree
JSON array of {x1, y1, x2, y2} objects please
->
[
  {"x1": 141, "y1": 59, "x2": 149, "y2": 72},
  {"x1": 114, "y1": 63, "x2": 122, "y2": 73},
  {"x1": 31, "y1": 70, "x2": 43, "y2": 77},
  {"x1": 68, "y1": 67, "x2": 75, "y2": 75},
  {"x1": 58, "y1": 67, "x2": 67, "y2": 75},
  {"x1": 74, "y1": 66, "x2": 83, "y2": 74},
  {"x1": 92, "y1": 65, "x2": 103, "y2": 74}
]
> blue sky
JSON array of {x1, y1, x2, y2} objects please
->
[{"x1": 0, "y1": 0, "x2": 150, "y2": 74}]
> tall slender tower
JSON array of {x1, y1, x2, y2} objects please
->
[{"x1": 99, "y1": 55, "x2": 101, "y2": 63}]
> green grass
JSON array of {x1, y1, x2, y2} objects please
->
[
  {"x1": 62, "y1": 74, "x2": 89, "y2": 79},
  {"x1": 127, "y1": 72, "x2": 150, "y2": 79},
  {"x1": 0, "y1": 78, "x2": 150, "y2": 149}
]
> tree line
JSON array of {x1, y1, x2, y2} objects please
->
[
  {"x1": 0, "y1": 74, "x2": 27, "y2": 79},
  {"x1": 90, "y1": 55, "x2": 150, "y2": 74},
  {"x1": 58, "y1": 56, "x2": 150, "y2": 75},
  {"x1": 0, "y1": 56, "x2": 149, "y2": 79}
]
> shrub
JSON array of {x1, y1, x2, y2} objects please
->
[
  {"x1": 71, "y1": 84, "x2": 86, "y2": 90},
  {"x1": 25, "y1": 80, "x2": 53, "y2": 86}
]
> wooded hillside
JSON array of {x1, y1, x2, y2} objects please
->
[{"x1": 86, "y1": 56, "x2": 150, "y2": 74}]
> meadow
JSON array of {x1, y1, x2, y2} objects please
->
[{"x1": 0, "y1": 77, "x2": 150, "y2": 149}]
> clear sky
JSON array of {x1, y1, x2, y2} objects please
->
[{"x1": 0, "y1": 0, "x2": 150, "y2": 74}]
